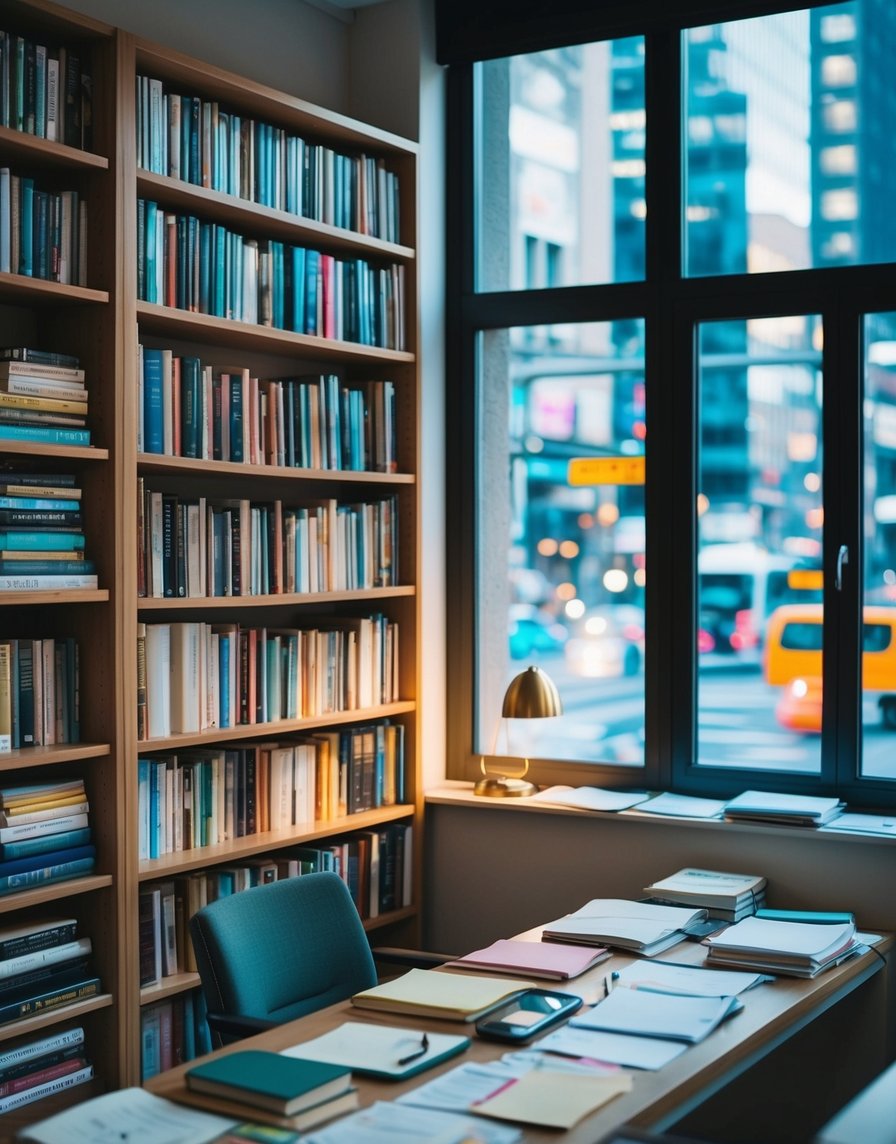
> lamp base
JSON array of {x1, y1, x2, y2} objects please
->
[{"x1": 473, "y1": 774, "x2": 538, "y2": 798}]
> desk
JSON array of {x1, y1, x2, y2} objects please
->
[{"x1": 146, "y1": 938, "x2": 889, "y2": 1143}]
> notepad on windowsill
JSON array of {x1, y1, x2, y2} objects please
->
[
  {"x1": 445, "y1": 938, "x2": 610, "y2": 980},
  {"x1": 350, "y1": 967, "x2": 526, "y2": 1021}
]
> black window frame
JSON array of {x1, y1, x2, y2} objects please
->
[{"x1": 443, "y1": 0, "x2": 896, "y2": 809}]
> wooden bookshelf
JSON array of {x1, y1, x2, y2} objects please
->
[{"x1": 0, "y1": 0, "x2": 422, "y2": 1111}]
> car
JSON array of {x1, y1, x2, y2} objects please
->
[
  {"x1": 508, "y1": 604, "x2": 567, "y2": 659},
  {"x1": 564, "y1": 604, "x2": 645, "y2": 678}
]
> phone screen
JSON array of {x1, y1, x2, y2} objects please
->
[{"x1": 476, "y1": 989, "x2": 582, "y2": 1042}]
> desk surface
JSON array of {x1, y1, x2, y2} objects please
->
[{"x1": 146, "y1": 936, "x2": 888, "y2": 1142}]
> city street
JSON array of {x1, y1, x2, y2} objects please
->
[{"x1": 510, "y1": 652, "x2": 896, "y2": 780}]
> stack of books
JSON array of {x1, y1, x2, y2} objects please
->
[
  {"x1": 0, "y1": 916, "x2": 101, "y2": 1027},
  {"x1": 644, "y1": 867, "x2": 767, "y2": 923},
  {"x1": 540, "y1": 898, "x2": 708, "y2": 957},
  {"x1": 185, "y1": 1049, "x2": 357, "y2": 1131},
  {"x1": 0, "y1": 350, "x2": 90, "y2": 449},
  {"x1": 0, "y1": 778, "x2": 95, "y2": 894},
  {"x1": 0, "y1": 1026, "x2": 92, "y2": 1114},
  {"x1": 0, "y1": 469, "x2": 96, "y2": 591},
  {"x1": 704, "y1": 915, "x2": 862, "y2": 978},
  {"x1": 723, "y1": 790, "x2": 845, "y2": 827}
]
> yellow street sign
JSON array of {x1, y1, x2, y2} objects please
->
[{"x1": 568, "y1": 455, "x2": 645, "y2": 486}]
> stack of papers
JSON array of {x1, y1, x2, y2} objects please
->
[
  {"x1": 625, "y1": 792, "x2": 728, "y2": 819},
  {"x1": 541, "y1": 899, "x2": 707, "y2": 956},
  {"x1": 611, "y1": 958, "x2": 770, "y2": 996},
  {"x1": 705, "y1": 916, "x2": 863, "y2": 977},
  {"x1": 529, "y1": 786, "x2": 650, "y2": 812},
  {"x1": 644, "y1": 867, "x2": 767, "y2": 922},
  {"x1": 446, "y1": 938, "x2": 610, "y2": 980},
  {"x1": 571, "y1": 986, "x2": 742, "y2": 1044},
  {"x1": 724, "y1": 790, "x2": 844, "y2": 827},
  {"x1": 350, "y1": 968, "x2": 525, "y2": 1021}
]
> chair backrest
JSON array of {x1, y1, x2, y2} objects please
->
[{"x1": 189, "y1": 871, "x2": 377, "y2": 1030}]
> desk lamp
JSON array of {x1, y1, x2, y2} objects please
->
[{"x1": 474, "y1": 665, "x2": 563, "y2": 797}]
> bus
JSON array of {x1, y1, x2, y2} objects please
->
[{"x1": 697, "y1": 542, "x2": 818, "y2": 664}]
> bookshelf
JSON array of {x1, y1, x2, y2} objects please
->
[{"x1": 0, "y1": 0, "x2": 421, "y2": 1120}]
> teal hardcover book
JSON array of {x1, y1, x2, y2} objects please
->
[{"x1": 186, "y1": 1049, "x2": 351, "y2": 1115}]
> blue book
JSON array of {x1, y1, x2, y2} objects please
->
[
  {"x1": 142, "y1": 348, "x2": 164, "y2": 454},
  {"x1": 291, "y1": 246, "x2": 306, "y2": 332},
  {"x1": 219, "y1": 635, "x2": 231, "y2": 728},
  {"x1": 0, "y1": 843, "x2": 95, "y2": 879},
  {"x1": 0, "y1": 496, "x2": 79, "y2": 510},
  {"x1": 0, "y1": 827, "x2": 91, "y2": 861},
  {"x1": 0, "y1": 531, "x2": 84, "y2": 551},
  {"x1": 0, "y1": 560, "x2": 95, "y2": 575},
  {"x1": 305, "y1": 250, "x2": 319, "y2": 335},
  {"x1": 0, "y1": 854, "x2": 96, "y2": 895},
  {"x1": 182, "y1": 989, "x2": 196, "y2": 1061},
  {"x1": 144, "y1": 199, "x2": 157, "y2": 303},
  {"x1": 18, "y1": 178, "x2": 34, "y2": 276},
  {"x1": 213, "y1": 225, "x2": 226, "y2": 318},
  {"x1": 271, "y1": 240, "x2": 284, "y2": 329},
  {"x1": 0, "y1": 425, "x2": 90, "y2": 445},
  {"x1": 148, "y1": 760, "x2": 160, "y2": 859},
  {"x1": 199, "y1": 221, "x2": 211, "y2": 314}
]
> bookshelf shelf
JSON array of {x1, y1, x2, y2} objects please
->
[
  {"x1": 0, "y1": 993, "x2": 114, "y2": 1045},
  {"x1": 140, "y1": 972, "x2": 200, "y2": 1004},
  {"x1": 138, "y1": 802, "x2": 415, "y2": 880},
  {"x1": 0, "y1": 443, "x2": 109, "y2": 461},
  {"x1": 137, "y1": 453, "x2": 415, "y2": 485},
  {"x1": 135, "y1": 301, "x2": 415, "y2": 363},
  {"x1": 0, "y1": 589, "x2": 109, "y2": 605},
  {"x1": 0, "y1": 742, "x2": 110, "y2": 771},
  {"x1": 0, "y1": 274, "x2": 109, "y2": 307},
  {"x1": 0, "y1": 875, "x2": 114, "y2": 914},
  {"x1": 0, "y1": 124, "x2": 109, "y2": 172},
  {"x1": 137, "y1": 586, "x2": 416, "y2": 611}
]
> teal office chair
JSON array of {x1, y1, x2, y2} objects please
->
[{"x1": 189, "y1": 870, "x2": 451, "y2": 1045}]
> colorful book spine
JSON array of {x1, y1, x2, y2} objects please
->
[
  {"x1": 0, "y1": 425, "x2": 91, "y2": 445},
  {"x1": 0, "y1": 854, "x2": 95, "y2": 895}
]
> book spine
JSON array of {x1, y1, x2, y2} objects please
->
[
  {"x1": 0, "y1": 855, "x2": 95, "y2": 894},
  {"x1": 0, "y1": 1053, "x2": 87, "y2": 1097},
  {"x1": 0, "y1": 1062, "x2": 93, "y2": 1111},
  {"x1": 0, "y1": 574, "x2": 97, "y2": 590},
  {"x1": 0, "y1": 425, "x2": 90, "y2": 445},
  {"x1": 0, "y1": 920, "x2": 78, "y2": 961},
  {"x1": 0, "y1": 1027, "x2": 84, "y2": 1076}
]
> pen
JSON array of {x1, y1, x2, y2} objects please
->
[
  {"x1": 604, "y1": 971, "x2": 620, "y2": 997},
  {"x1": 397, "y1": 1032, "x2": 429, "y2": 1066}
]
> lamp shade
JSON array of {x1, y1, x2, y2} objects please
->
[{"x1": 501, "y1": 665, "x2": 563, "y2": 719}]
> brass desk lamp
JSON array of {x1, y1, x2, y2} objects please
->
[{"x1": 474, "y1": 664, "x2": 563, "y2": 797}]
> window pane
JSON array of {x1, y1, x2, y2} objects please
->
[
  {"x1": 862, "y1": 313, "x2": 896, "y2": 781},
  {"x1": 475, "y1": 39, "x2": 645, "y2": 291},
  {"x1": 685, "y1": 2, "x2": 896, "y2": 276},
  {"x1": 477, "y1": 321, "x2": 646, "y2": 767},
  {"x1": 697, "y1": 316, "x2": 823, "y2": 773}
]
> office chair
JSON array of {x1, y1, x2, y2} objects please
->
[{"x1": 189, "y1": 870, "x2": 453, "y2": 1045}]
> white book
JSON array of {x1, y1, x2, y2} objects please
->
[
  {"x1": 46, "y1": 58, "x2": 59, "y2": 142},
  {"x1": 0, "y1": 813, "x2": 89, "y2": 842},
  {"x1": 0, "y1": 1025, "x2": 83, "y2": 1072},
  {"x1": 144, "y1": 623, "x2": 171, "y2": 739},
  {"x1": 0, "y1": 936, "x2": 91, "y2": 980},
  {"x1": 645, "y1": 867, "x2": 767, "y2": 906},
  {"x1": 0, "y1": 168, "x2": 10, "y2": 273},
  {"x1": 169, "y1": 622, "x2": 200, "y2": 734},
  {"x1": 0, "y1": 1063, "x2": 93, "y2": 1113},
  {"x1": 542, "y1": 898, "x2": 707, "y2": 955}
]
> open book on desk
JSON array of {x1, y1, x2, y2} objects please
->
[{"x1": 541, "y1": 898, "x2": 708, "y2": 956}]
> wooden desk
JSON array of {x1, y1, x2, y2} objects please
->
[{"x1": 146, "y1": 939, "x2": 889, "y2": 1142}]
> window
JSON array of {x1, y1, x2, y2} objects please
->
[{"x1": 446, "y1": 0, "x2": 896, "y2": 809}]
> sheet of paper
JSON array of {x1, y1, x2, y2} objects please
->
[
  {"x1": 351, "y1": 968, "x2": 526, "y2": 1018},
  {"x1": 820, "y1": 812, "x2": 896, "y2": 836},
  {"x1": 303, "y1": 1100, "x2": 522, "y2": 1144},
  {"x1": 397, "y1": 1061, "x2": 528, "y2": 1114},
  {"x1": 624, "y1": 792, "x2": 728, "y2": 818},
  {"x1": 613, "y1": 958, "x2": 770, "y2": 995},
  {"x1": 537, "y1": 1025, "x2": 689, "y2": 1070},
  {"x1": 529, "y1": 786, "x2": 650, "y2": 812},
  {"x1": 571, "y1": 985, "x2": 740, "y2": 1043},
  {"x1": 469, "y1": 1068, "x2": 632, "y2": 1129},
  {"x1": 282, "y1": 1021, "x2": 469, "y2": 1078},
  {"x1": 20, "y1": 1087, "x2": 234, "y2": 1144}
]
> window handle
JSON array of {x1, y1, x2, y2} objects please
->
[{"x1": 836, "y1": 544, "x2": 849, "y2": 591}]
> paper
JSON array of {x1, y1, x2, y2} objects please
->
[
  {"x1": 302, "y1": 1100, "x2": 522, "y2": 1144},
  {"x1": 707, "y1": 916, "x2": 855, "y2": 958},
  {"x1": 446, "y1": 937, "x2": 608, "y2": 980},
  {"x1": 537, "y1": 1025, "x2": 689, "y2": 1070},
  {"x1": 20, "y1": 1087, "x2": 234, "y2": 1144},
  {"x1": 282, "y1": 1021, "x2": 470, "y2": 1079},
  {"x1": 351, "y1": 968, "x2": 525, "y2": 1021},
  {"x1": 571, "y1": 984, "x2": 741, "y2": 1043},
  {"x1": 541, "y1": 898, "x2": 705, "y2": 954},
  {"x1": 469, "y1": 1068, "x2": 632, "y2": 1129},
  {"x1": 529, "y1": 786, "x2": 650, "y2": 812},
  {"x1": 397, "y1": 1061, "x2": 529, "y2": 1114},
  {"x1": 820, "y1": 812, "x2": 896, "y2": 837},
  {"x1": 626, "y1": 792, "x2": 728, "y2": 818},
  {"x1": 612, "y1": 959, "x2": 770, "y2": 996},
  {"x1": 724, "y1": 790, "x2": 844, "y2": 823}
]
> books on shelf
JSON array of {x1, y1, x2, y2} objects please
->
[
  {"x1": 141, "y1": 991, "x2": 213, "y2": 1080},
  {"x1": 541, "y1": 898, "x2": 708, "y2": 956},
  {"x1": 0, "y1": 780, "x2": 92, "y2": 890},
  {"x1": 186, "y1": 1049, "x2": 352, "y2": 1115},
  {"x1": 0, "y1": 473, "x2": 95, "y2": 592},
  {"x1": 0, "y1": 170, "x2": 87, "y2": 285},
  {"x1": 0, "y1": 33, "x2": 93, "y2": 148},
  {"x1": 350, "y1": 968, "x2": 526, "y2": 1022},
  {"x1": 446, "y1": 937, "x2": 610, "y2": 981},
  {"x1": 704, "y1": 916, "x2": 863, "y2": 977},
  {"x1": 0, "y1": 643, "x2": 82, "y2": 750},
  {"x1": 724, "y1": 790, "x2": 845, "y2": 827},
  {"x1": 644, "y1": 868, "x2": 767, "y2": 923}
]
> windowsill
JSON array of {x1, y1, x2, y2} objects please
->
[{"x1": 424, "y1": 781, "x2": 896, "y2": 845}]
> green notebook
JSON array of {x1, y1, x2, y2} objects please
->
[{"x1": 186, "y1": 1049, "x2": 351, "y2": 1115}]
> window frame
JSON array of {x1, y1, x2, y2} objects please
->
[{"x1": 444, "y1": 1, "x2": 896, "y2": 809}]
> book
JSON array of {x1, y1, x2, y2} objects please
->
[
  {"x1": 0, "y1": 813, "x2": 89, "y2": 842},
  {"x1": 0, "y1": 936, "x2": 91, "y2": 981},
  {"x1": 446, "y1": 937, "x2": 610, "y2": 981},
  {"x1": 0, "y1": 918, "x2": 78, "y2": 961},
  {"x1": 0, "y1": 967, "x2": 100, "y2": 1024},
  {"x1": 540, "y1": 898, "x2": 708, "y2": 956},
  {"x1": 0, "y1": 361, "x2": 85, "y2": 382},
  {"x1": 0, "y1": 573, "x2": 98, "y2": 590},
  {"x1": 0, "y1": 425, "x2": 91, "y2": 446},
  {"x1": 644, "y1": 868, "x2": 767, "y2": 919},
  {"x1": 0, "y1": 1025, "x2": 84, "y2": 1076},
  {"x1": 704, "y1": 916, "x2": 862, "y2": 978},
  {"x1": 724, "y1": 791, "x2": 845, "y2": 827},
  {"x1": 0, "y1": 1062, "x2": 92, "y2": 1112},
  {"x1": 350, "y1": 967, "x2": 525, "y2": 1022},
  {"x1": 0, "y1": 852, "x2": 95, "y2": 895},
  {"x1": 186, "y1": 1049, "x2": 351, "y2": 1115},
  {"x1": 0, "y1": 349, "x2": 80, "y2": 368},
  {"x1": 283, "y1": 1020, "x2": 471, "y2": 1080}
]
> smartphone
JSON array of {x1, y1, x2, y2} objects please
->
[{"x1": 475, "y1": 988, "x2": 583, "y2": 1044}]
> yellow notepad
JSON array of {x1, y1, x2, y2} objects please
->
[
  {"x1": 470, "y1": 1069, "x2": 633, "y2": 1129},
  {"x1": 350, "y1": 967, "x2": 528, "y2": 1021}
]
